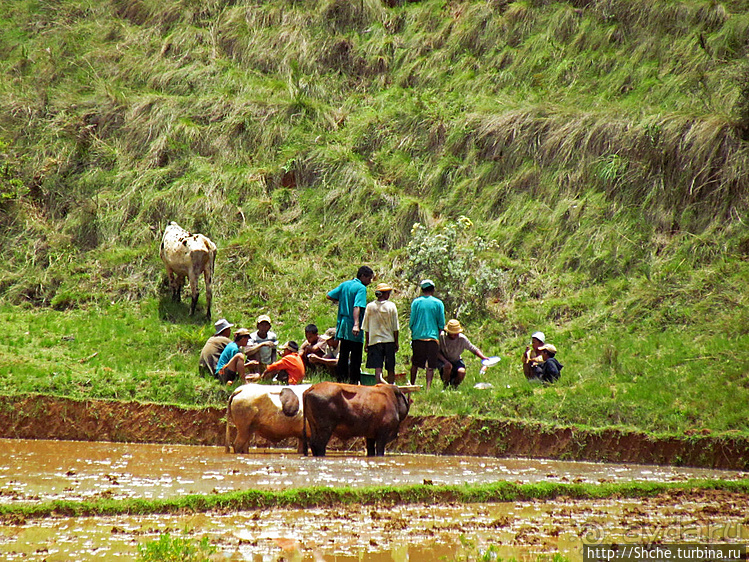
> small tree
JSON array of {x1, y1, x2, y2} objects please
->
[{"x1": 403, "y1": 216, "x2": 507, "y2": 318}]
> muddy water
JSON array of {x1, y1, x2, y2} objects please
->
[
  {"x1": 0, "y1": 439, "x2": 743, "y2": 503},
  {"x1": 2, "y1": 493, "x2": 748, "y2": 561},
  {"x1": 0, "y1": 439, "x2": 747, "y2": 562}
]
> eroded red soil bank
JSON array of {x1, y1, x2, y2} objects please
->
[{"x1": 1, "y1": 394, "x2": 747, "y2": 470}]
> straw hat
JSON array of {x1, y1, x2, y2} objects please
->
[
  {"x1": 445, "y1": 319, "x2": 463, "y2": 335},
  {"x1": 540, "y1": 343, "x2": 557, "y2": 354},
  {"x1": 375, "y1": 282, "x2": 393, "y2": 292},
  {"x1": 234, "y1": 328, "x2": 251, "y2": 338},
  {"x1": 257, "y1": 314, "x2": 271, "y2": 325}
]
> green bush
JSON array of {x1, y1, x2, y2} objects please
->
[
  {"x1": 137, "y1": 533, "x2": 215, "y2": 562},
  {"x1": 403, "y1": 216, "x2": 508, "y2": 319}
]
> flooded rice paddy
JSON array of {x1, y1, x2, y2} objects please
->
[{"x1": 0, "y1": 439, "x2": 746, "y2": 561}]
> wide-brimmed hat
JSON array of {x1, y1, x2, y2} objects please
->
[
  {"x1": 531, "y1": 331, "x2": 545, "y2": 343},
  {"x1": 256, "y1": 314, "x2": 272, "y2": 325},
  {"x1": 279, "y1": 340, "x2": 299, "y2": 352},
  {"x1": 445, "y1": 319, "x2": 463, "y2": 335},
  {"x1": 420, "y1": 279, "x2": 435, "y2": 290},
  {"x1": 540, "y1": 343, "x2": 557, "y2": 354},
  {"x1": 234, "y1": 328, "x2": 251, "y2": 338},
  {"x1": 323, "y1": 327, "x2": 338, "y2": 340},
  {"x1": 213, "y1": 318, "x2": 233, "y2": 336},
  {"x1": 375, "y1": 282, "x2": 393, "y2": 292}
]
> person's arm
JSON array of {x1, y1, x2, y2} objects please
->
[
  {"x1": 245, "y1": 340, "x2": 273, "y2": 355},
  {"x1": 465, "y1": 336, "x2": 488, "y2": 361},
  {"x1": 327, "y1": 284, "x2": 341, "y2": 303},
  {"x1": 437, "y1": 349, "x2": 449, "y2": 364},
  {"x1": 352, "y1": 306, "x2": 363, "y2": 336},
  {"x1": 261, "y1": 357, "x2": 283, "y2": 378},
  {"x1": 364, "y1": 330, "x2": 369, "y2": 352},
  {"x1": 393, "y1": 329, "x2": 399, "y2": 352}
]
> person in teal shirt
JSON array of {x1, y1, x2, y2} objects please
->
[
  {"x1": 327, "y1": 266, "x2": 374, "y2": 384},
  {"x1": 409, "y1": 279, "x2": 445, "y2": 391}
]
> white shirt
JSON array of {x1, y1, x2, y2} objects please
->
[{"x1": 362, "y1": 300, "x2": 399, "y2": 345}]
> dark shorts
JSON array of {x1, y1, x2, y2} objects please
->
[
  {"x1": 411, "y1": 340, "x2": 439, "y2": 368},
  {"x1": 366, "y1": 342, "x2": 397, "y2": 371},
  {"x1": 439, "y1": 358, "x2": 465, "y2": 374},
  {"x1": 218, "y1": 367, "x2": 239, "y2": 384}
]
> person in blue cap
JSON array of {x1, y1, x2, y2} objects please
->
[{"x1": 409, "y1": 279, "x2": 445, "y2": 391}]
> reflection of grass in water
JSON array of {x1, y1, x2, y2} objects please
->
[{"x1": 454, "y1": 539, "x2": 570, "y2": 562}]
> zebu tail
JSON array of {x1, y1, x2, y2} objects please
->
[
  {"x1": 301, "y1": 389, "x2": 309, "y2": 456},
  {"x1": 225, "y1": 389, "x2": 236, "y2": 453}
]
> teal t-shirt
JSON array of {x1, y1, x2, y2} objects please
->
[
  {"x1": 328, "y1": 278, "x2": 368, "y2": 342},
  {"x1": 409, "y1": 295, "x2": 445, "y2": 341},
  {"x1": 215, "y1": 341, "x2": 240, "y2": 373}
]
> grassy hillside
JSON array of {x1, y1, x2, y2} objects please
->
[{"x1": 1, "y1": 0, "x2": 748, "y2": 434}]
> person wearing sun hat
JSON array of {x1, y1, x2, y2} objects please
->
[
  {"x1": 534, "y1": 343, "x2": 563, "y2": 384},
  {"x1": 198, "y1": 318, "x2": 234, "y2": 379},
  {"x1": 362, "y1": 282, "x2": 400, "y2": 384},
  {"x1": 252, "y1": 340, "x2": 305, "y2": 385},
  {"x1": 308, "y1": 327, "x2": 340, "y2": 376},
  {"x1": 409, "y1": 279, "x2": 445, "y2": 391},
  {"x1": 245, "y1": 314, "x2": 278, "y2": 373},
  {"x1": 215, "y1": 327, "x2": 253, "y2": 385},
  {"x1": 438, "y1": 319, "x2": 489, "y2": 388},
  {"x1": 522, "y1": 331, "x2": 545, "y2": 380}
]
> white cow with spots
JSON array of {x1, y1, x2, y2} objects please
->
[
  {"x1": 160, "y1": 221, "x2": 217, "y2": 319},
  {"x1": 225, "y1": 384, "x2": 312, "y2": 454}
]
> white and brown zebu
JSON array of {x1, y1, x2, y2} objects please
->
[
  {"x1": 225, "y1": 384, "x2": 311, "y2": 454},
  {"x1": 160, "y1": 221, "x2": 216, "y2": 319}
]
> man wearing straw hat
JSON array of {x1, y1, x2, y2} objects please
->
[
  {"x1": 199, "y1": 318, "x2": 234, "y2": 379},
  {"x1": 362, "y1": 282, "x2": 400, "y2": 384},
  {"x1": 438, "y1": 319, "x2": 489, "y2": 388}
]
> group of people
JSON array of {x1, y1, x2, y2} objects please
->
[
  {"x1": 199, "y1": 315, "x2": 341, "y2": 386},
  {"x1": 521, "y1": 331, "x2": 563, "y2": 384},
  {"x1": 199, "y1": 265, "x2": 562, "y2": 389},
  {"x1": 317, "y1": 265, "x2": 490, "y2": 391}
]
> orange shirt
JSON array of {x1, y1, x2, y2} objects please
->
[{"x1": 267, "y1": 353, "x2": 305, "y2": 384}]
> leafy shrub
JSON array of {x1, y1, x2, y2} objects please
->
[{"x1": 403, "y1": 216, "x2": 508, "y2": 319}]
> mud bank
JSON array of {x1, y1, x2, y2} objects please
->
[{"x1": 1, "y1": 394, "x2": 747, "y2": 470}]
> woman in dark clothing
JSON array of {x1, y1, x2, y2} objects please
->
[{"x1": 535, "y1": 344, "x2": 563, "y2": 383}]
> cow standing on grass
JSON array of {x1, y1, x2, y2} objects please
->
[
  {"x1": 160, "y1": 221, "x2": 216, "y2": 319},
  {"x1": 303, "y1": 382, "x2": 411, "y2": 457}
]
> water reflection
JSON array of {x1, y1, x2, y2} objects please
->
[
  {"x1": 1, "y1": 495, "x2": 747, "y2": 561},
  {"x1": 0, "y1": 438, "x2": 743, "y2": 504}
]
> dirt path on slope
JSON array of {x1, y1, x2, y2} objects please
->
[{"x1": 1, "y1": 394, "x2": 747, "y2": 470}]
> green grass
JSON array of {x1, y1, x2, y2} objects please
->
[
  {"x1": 1, "y1": 478, "x2": 747, "y2": 520},
  {"x1": 0, "y1": 0, "x2": 748, "y2": 437},
  {"x1": 1, "y1": 286, "x2": 747, "y2": 435}
]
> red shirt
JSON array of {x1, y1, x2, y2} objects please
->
[{"x1": 267, "y1": 353, "x2": 305, "y2": 384}]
